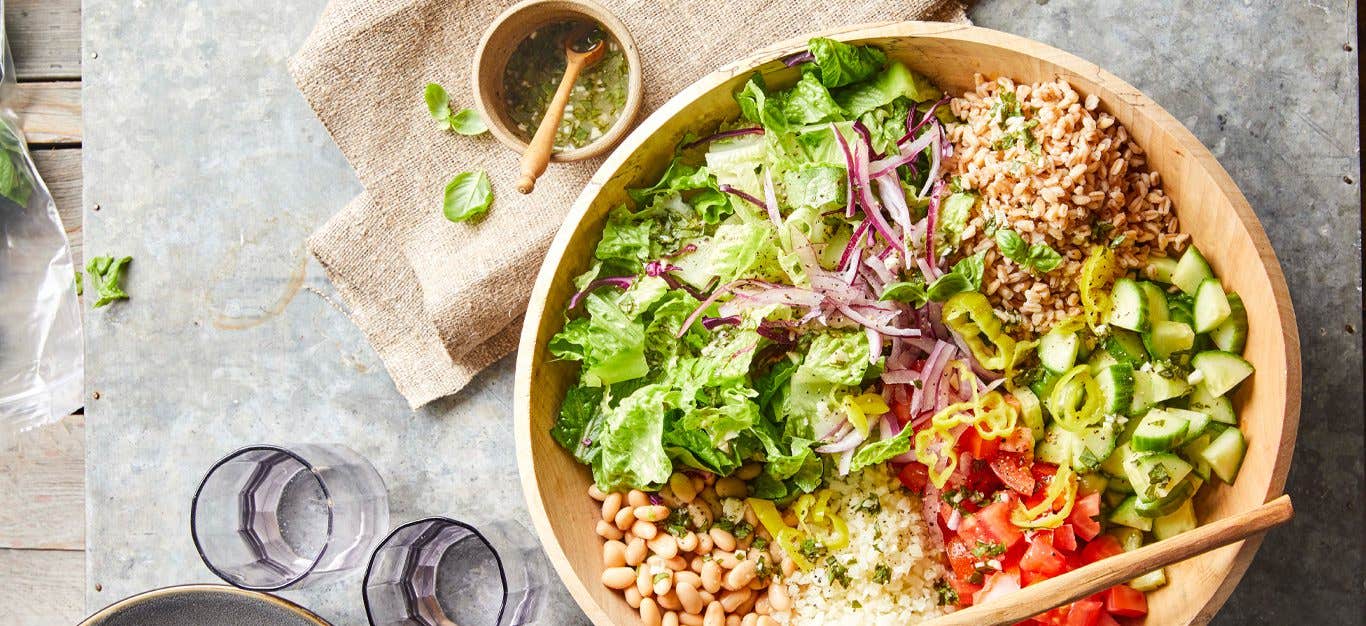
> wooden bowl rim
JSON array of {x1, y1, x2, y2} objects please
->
[
  {"x1": 470, "y1": 0, "x2": 644, "y2": 162},
  {"x1": 515, "y1": 21, "x2": 1301, "y2": 626}
]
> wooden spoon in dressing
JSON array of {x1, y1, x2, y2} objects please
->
[{"x1": 515, "y1": 26, "x2": 607, "y2": 194}]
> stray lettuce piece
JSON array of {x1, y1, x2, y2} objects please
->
[
  {"x1": 782, "y1": 164, "x2": 847, "y2": 210},
  {"x1": 925, "y1": 250, "x2": 986, "y2": 302},
  {"x1": 627, "y1": 157, "x2": 717, "y2": 205},
  {"x1": 424, "y1": 82, "x2": 488, "y2": 135},
  {"x1": 594, "y1": 384, "x2": 677, "y2": 491},
  {"x1": 548, "y1": 293, "x2": 649, "y2": 387},
  {"x1": 807, "y1": 37, "x2": 887, "y2": 88},
  {"x1": 880, "y1": 276, "x2": 929, "y2": 308},
  {"x1": 836, "y1": 62, "x2": 942, "y2": 118},
  {"x1": 995, "y1": 229, "x2": 1064, "y2": 273},
  {"x1": 849, "y1": 426, "x2": 912, "y2": 472},
  {"x1": 443, "y1": 171, "x2": 493, "y2": 222},
  {"x1": 735, "y1": 73, "x2": 790, "y2": 134},
  {"x1": 779, "y1": 72, "x2": 845, "y2": 126},
  {"x1": 74, "y1": 271, "x2": 83, "y2": 296},
  {"x1": 85, "y1": 255, "x2": 132, "y2": 308},
  {"x1": 551, "y1": 384, "x2": 605, "y2": 465},
  {"x1": 859, "y1": 98, "x2": 912, "y2": 156},
  {"x1": 935, "y1": 190, "x2": 977, "y2": 253}
]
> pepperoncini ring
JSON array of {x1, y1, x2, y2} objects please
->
[{"x1": 943, "y1": 292, "x2": 1016, "y2": 371}]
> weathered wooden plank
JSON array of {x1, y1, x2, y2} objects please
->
[
  {"x1": 13, "y1": 82, "x2": 80, "y2": 145},
  {"x1": 5, "y1": 0, "x2": 82, "y2": 81},
  {"x1": 0, "y1": 414, "x2": 85, "y2": 550},
  {"x1": 0, "y1": 549, "x2": 85, "y2": 625},
  {"x1": 32, "y1": 148, "x2": 82, "y2": 267}
]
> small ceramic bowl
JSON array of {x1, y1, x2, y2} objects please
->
[{"x1": 472, "y1": 0, "x2": 643, "y2": 162}]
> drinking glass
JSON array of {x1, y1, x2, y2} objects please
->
[
  {"x1": 190, "y1": 443, "x2": 390, "y2": 590},
  {"x1": 363, "y1": 517, "x2": 546, "y2": 626}
]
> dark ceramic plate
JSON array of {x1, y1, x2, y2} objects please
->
[{"x1": 79, "y1": 584, "x2": 331, "y2": 626}]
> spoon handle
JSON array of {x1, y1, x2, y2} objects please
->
[
  {"x1": 516, "y1": 58, "x2": 585, "y2": 194},
  {"x1": 920, "y1": 494, "x2": 1293, "y2": 626}
]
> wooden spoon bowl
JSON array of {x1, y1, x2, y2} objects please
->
[{"x1": 515, "y1": 22, "x2": 1301, "y2": 626}]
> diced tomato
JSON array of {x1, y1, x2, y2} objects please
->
[
  {"x1": 1069, "y1": 492, "x2": 1103, "y2": 540},
  {"x1": 1065, "y1": 599, "x2": 1105, "y2": 626},
  {"x1": 1024, "y1": 463, "x2": 1060, "y2": 509},
  {"x1": 898, "y1": 461, "x2": 929, "y2": 494},
  {"x1": 1080, "y1": 534, "x2": 1125, "y2": 565},
  {"x1": 890, "y1": 396, "x2": 912, "y2": 427},
  {"x1": 1106, "y1": 584, "x2": 1149, "y2": 618},
  {"x1": 974, "y1": 497, "x2": 1025, "y2": 548},
  {"x1": 1021, "y1": 567, "x2": 1051, "y2": 587},
  {"x1": 1094, "y1": 613, "x2": 1121, "y2": 626},
  {"x1": 990, "y1": 451, "x2": 1036, "y2": 495},
  {"x1": 1054, "y1": 523, "x2": 1078, "y2": 551},
  {"x1": 948, "y1": 575, "x2": 980, "y2": 607},
  {"x1": 973, "y1": 570, "x2": 1021, "y2": 606},
  {"x1": 1021, "y1": 534, "x2": 1069, "y2": 576},
  {"x1": 945, "y1": 537, "x2": 978, "y2": 581},
  {"x1": 959, "y1": 428, "x2": 1001, "y2": 459},
  {"x1": 999, "y1": 426, "x2": 1035, "y2": 456},
  {"x1": 1028, "y1": 606, "x2": 1072, "y2": 626}
]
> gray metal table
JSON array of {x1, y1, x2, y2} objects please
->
[{"x1": 82, "y1": 1, "x2": 1361, "y2": 624}]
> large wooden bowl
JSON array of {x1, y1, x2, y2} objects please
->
[{"x1": 515, "y1": 22, "x2": 1300, "y2": 626}]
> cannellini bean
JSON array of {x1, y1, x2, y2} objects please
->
[
  {"x1": 754, "y1": 594, "x2": 771, "y2": 615},
  {"x1": 640, "y1": 598, "x2": 662, "y2": 626},
  {"x1": 638, "y1": 567, "x2": 653, "y2": 597},
  {"x1": 698, "y1": 589, "x2": 716, "y2": 604},
  {"x1": 588, "y1": 484, "x2": 608, "y2": 501},
  {"x1": 701, "y1": 560, "x2": 723, "y2": 593},
  {"x1": 665, "y1": 555, "x2": 689, "y2": 571},
  {"x1": 676, "y1": 580, "x2": 705, "y2": 614},
  {"x1": 742, "y1": 614, "x2": 758, "y2": 626},
  {"x1": 726, "y1": 616, "x2": 741, "y2": 626},
  {"x1": 677, "y1": 531, "x2": 699, "y2": 552},
  {"x1": 714, "y1": 551, "x2": 741, "y2": 569},
  {"x1": 757, "y1": 617, "x2": 780, "y2": 626},
  {"x1": 748, "y1": 577, "x2": 765, "y2": 591},
  {"x1": 615, "y1": 506, "x2": 636, "y2": 530},
  {"x1": 675, "y1": 571, "x2": 702, "y2": 589},
  {"x1": 703, "y1": 601, "x2": 725, "y2": 626},
  {"x1": 626, "y1": 586, "x2": 643, "y2": 608},
  {"x1": 768, "y1": 582, "x2": 791, "y2": 611},
  {"x1": 690, "y1": 556, "x2": 704, "y2": 573},
  {"x1": 670, "y1": 473, "x2": 698, "y2": 503},
  {"x1": 626, "y1": 537, "x2": 648, "y2": 566},
  {"x1": 602, "y1": 492, "x2": 623, "y2": 521},
  {"x1": 709, "y1": 528, "x2": 737, "y2": 552},
  {"x1": 781, "y1": 557, "x2": 796, "y2": 577},
  {"x1": 658, "y1": 591, "x2": 682, "y2": 611},
  {"x1": 628, "y1": 490, "x2": 650, "y2": 507},
  {"x1": 697, "y1": 533, "x2": 714, "y2": 553},
  {"x1": 649, "y1": 533, "x2": 679, "y2": 559},
  {"x1": 663, "y1": 611, "x2": 680, "y2": 626},
  {"x1": 653, "y1": 571, "x2": 673, "y2": 597},
  {"x1": 632, "y1": 519, "x2": 659, "y2": 540},
  {"x1": 636, "y1": 505, "x2": 670, "y2": 522},
  {"x1": 596, "y1": 520, "x2": 623, "y2": 540},
  {"x1": 719, "y1": 588, "x2": 751, "y2": 612},
  {"x1": 714, "y1": 477, "x2": 747, "y2": 498},
  {"x1": 724, "y1": 561, "x2": 756, "y2": 590},
  {"x1": 680, "y1": 612, "x2": 704, "y2": 626},
  {"x1": 603, "y1": 540, "x2": 627, "y2": 568},
  {"x1": 602, "y1": 567, "x2": 637, "y2": 590}
]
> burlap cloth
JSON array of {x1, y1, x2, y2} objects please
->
[{"x1": 290, "y1": 0, "x2": 969, "y2": 408}]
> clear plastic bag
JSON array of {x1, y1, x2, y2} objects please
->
[{"x1": 0, "y1": 7, "x2": 84, "y2": 436}]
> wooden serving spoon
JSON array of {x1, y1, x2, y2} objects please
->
[
  {"x1": 515, "y1": 26, "x2": 607, "y2": 194},
  {"x1": 920, "y1": 494, "x2": 1293, "y2": 626}
]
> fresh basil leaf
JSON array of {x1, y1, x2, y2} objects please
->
[
  {"x1": 925, "y1": 272, "x2": 971, "y2": 302},
  {"x1": 807, "y1": 37, "x2": 887, "y2": 89},
  {"x1": 995, "y1": 229, "x2": 1029, "y2": 264},
  {"x1": 1026, "y1": 242, "x2": 1064, "y2": 273},
  {"x1": 424, "y1": 82, "x2": 451, "y2": 122},
  {"x1": 954, "y1": 250, "x2": 987, "y2": 289},
  {"x1": 85, "y1": 255, "x2": 132, "y2": 308},
  {"x1": 442, "y1": 171, "x2": 493, "y2": 222},
  {"x1": 880, "y1": 279, "x2": 929, "y2": 308},
  {"x1": 448, "y1": 108, "x2": 488, "y2": 135}
]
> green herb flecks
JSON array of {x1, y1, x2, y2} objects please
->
[
  {"x1": 992, "y1": 118, "x2": 1041, "y2": 154},
  {"x1": 824, "y1": 556, "x2": 852, "y2": 588},
  {"x1": 799, "y1": 538, "x2": 826, "y2": 563},
  {"x1": 872, "y1": 563, "x2": 892, "y2": 584},
  {"x1": 443, "y1": 171, "x2": 493, "y2": 222},
  {"x1": 934, "y1": 579, "x2": 959, "y2": 606},
  {"x1": 971, "y1": 539, "x2": 1007, "y2": 559},
  {"x1": 424, "y1": 83, "x2": 489, "y2": 136},
  {"x1": 995, "y1": 229, "x2": 1064, "y2": 273},
  {"x1": 85, "y1": 256, "x2": 132, "y2": 308}
]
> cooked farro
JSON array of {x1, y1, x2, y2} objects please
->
[{"x1": 947, "y1": 74, "x2": 1188, "y2": 332}]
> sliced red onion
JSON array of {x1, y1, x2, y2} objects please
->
[
  {"x1": 719, "y1": 184, "x2": 766, "y2": 211},
  {"x1": 832, "y1": 300, "x2": 921, "y2": 337},
  {"x1": 817, "y1": 425, "x2": 867, "y2": 454},
  {"x1": 946, "y1": 507, "x2": 962, "y2": 532},
  {"x1": 782, "y1": 50, "x2": 815, "y2": 67},
  {"x1": 702, "y1": 315, "x2": 741, "y2": 330},
  {"x1": 831, "y1": 123, "x2": 858, "y2": 218},
  {"x1": 644, "y1": 260, "x2": 680, "y2": 276},
  {"x1": 854, "y1": 143, "x2": 907, "y2": 260},
  {"x1": 881, "y1": 369, "x2": 922, "y2": 385},
  {"x1": 869, "y1": 127, "x2": 937, "y2": 179},
  {"x1": 678, "y1": 279, "x2": 758, "y2": 337},
  {"x1": 899, "y1": 95, "x2": 952, "y2": 145},
  {"x1": 683, "y1": 126, "x2": 764, "y2": 150},
  {"x1": 762, "y1": 169, "x2": 783, "y2": 231},
  {"x1": 863, "y1": 255, "x2": 896, "y2": 287},
  {"x1": 865, "y1": 327, "x2": 882, "y2": 364},
  {"x1": 875, "y1": 172, "x2": 914, "y2": 242},
  {"x1": 922, "y1": 177, "x2": 946, "y2": 270},
  {"x1": 918, "y1": 121, "x2": 946, "y2": 200},
  {"x1": 837, "y1": 447, "x2": 855, "y2": 476},
  {"x1": 841, "y1": 243, "x2": 864, "y2": 285},
  {"x1": 567, "y1": 276, "x2": 634, "y2": 310},
  {"x1": 837, "y1": 220, "x2": 871, "y2": 274},
  {"x1": 851, "y1": 120, "x2": 878, "y2": 158}
]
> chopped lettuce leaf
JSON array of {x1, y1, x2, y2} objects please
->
[
  {"x1": 836, "y1": 62, "x2": 942, "y2": 118},
  {"x1": 782, "y1": 164, "x2": 847, "y2": 210},
  {"x1": 735, "y1": 73, "x2": 790, "y2": 133},
  {"x1": 807, "y1": 37, "x2": 887, "y2": 88},
  {"x1": 594, "y1": 383, "x2": 677, "y2": 491},
  {"x1": 849, "y1": 426, "x2": 913, "y2": 472},
  {"x1": 780, "y1": 72, "x2": 845, "y2": 125},
  {"x1": 549, "y1": 292, "x2": 649, "y2": 386},
  {"x1": 673, "y1": 222, "x2": 781, "y2": 288},
  {"x1": 935, "y1": 191, "x2": 978, "y2": 254}
]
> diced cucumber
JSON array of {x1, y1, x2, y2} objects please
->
[
  {"x1": 1134, "y1": 476, "x2": 1199, "y2": 518},
  {"x1": 1104, "y1": 489, "x2": 1127, "y2": 508},
  {"x1": 1036, "y1": 424, "x2": 1080, "y2": 466},
  {"x1": 1110, "y1": 526, "x2": 1145, "y2": 552},
  {"x1": 1167, "y1": 294, "x2": 1196, "y2": 327},
  {"x1": 1088, "y1": 348, "x2": 1120, "y2": 374},
  {"x1": 1171, "y1": 245, "x2": 1213, "y2": 295},
  {"x1": 1095, "y1": 363, "x2": 1135, "y2": 414},
  {"x1": 1131, "y1": 408, "x2": 1190, "y2": 452},
  {"x1": 1014, "y1": 386, "x2": 1046, "y2": 442},
  {"x1": 1198, "y1": 426, "x2": 1247, "y2": 484},
  {"x1": 1109, "y1": 495, "x2": 1154, "y2": 531},
  {"x1": 1039, "y1": 327, "x2": 1082, "y2": 373},
  {"x1": 1187, "y1": 382, "x2": 1237, "y2": 424},
  {"x1": 1109, "y1": 278, "x2": 1149, "y2": 332},
  {"x1": 1143, "y1": 320, "x2": 1196, "y2": 360},
  {"x1": 1074, "y1": 422, "x2": 1118, "y2": 470},
  {"x1": 1105, "y1": 329, "x2": 1150, "y2": 366},
  {"x1": 1129, "y1": 369, "x2": 1191, "y2": 416},
  {"x1": 1030, "y1": 369, "x2": 1062, "y2": 403},
  {"x1": 1079, "y1": 472, "x2": 1110, "y2": 495},
  {"x1": 1191, "y1": 351, "x2": 1255, "y2": 397},
  {"x1": 1130, "y1": 568, "x2": 1168, "y2": 591},
  {"x1": 1193, "y1": 278, "x2": 1232, "y2": 333},
  {"x1": 1143, "y1": 256, "x2": 1180, "y2": 284},
  {"x1": 1168, "y1": 407, "x2": 1212, "y2": 443},
  {"x1": 1107, "y1": 471, "x2": 1135, "y2": 494},
  {"x1": 1152, "y1": 499, "x2": 1198, "y2": 540},
  {"x1": 1139, "y1": 281, "x2": 1170, "y2": 325},
  {"x1": 1124, "y1": 452, "x2": 1193, "y2": 502},
  {"x1": 1100, "y1": 441, "x2": 1136, "y2": 477},
  {"x1": 1209, "y1": 293, "x2": 1249, "y2": 354}
]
